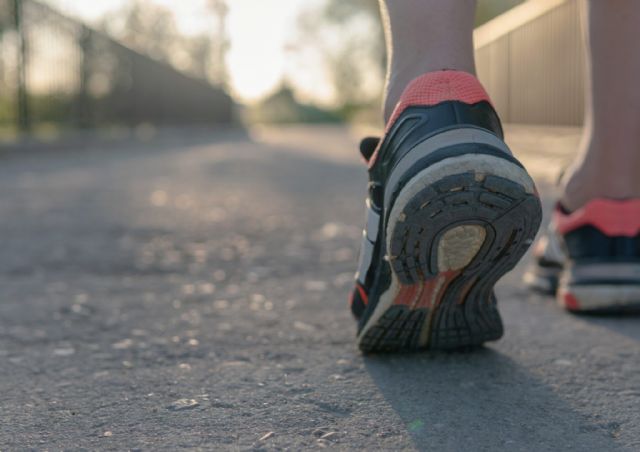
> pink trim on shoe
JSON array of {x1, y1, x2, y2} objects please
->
[
  {"x1": 561, "y1": 292, "x2": 581, "y2": 311},
  {"x1": 386, "y1": 70, "x2": 492, "y2": 128},
  {"x1": 369, "y1": 70, "x2": 492, "y2": 168},
  {"x1": 554, "y1": 198, "x2": 640, "y2": 237}
]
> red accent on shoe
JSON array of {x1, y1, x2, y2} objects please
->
[
  {"x1": 562, "y1": 292, "x2": 581, "y2": 311},
  {"x1": 393, "y1": 270, "x2": 459, "y2": 309},
  {"x1": 387, "y1": 71, "x2": 492, "y2": 127},
  {"x1": 356, "y1": 283, "x2": 369, "y2": 306},
  {"x1": 369, "y1": 70, "x2": 492, "y2": 168},
  {"x1": 554, "y1": 199, "x2": 640, "y2": 237},
  {"x1": 394, "y1": 283, "x2": 422, "y2": 307}
]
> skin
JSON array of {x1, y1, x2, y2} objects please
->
[
  {"x1": 560, "y1": 0, "x2": 640, "y2": 210},
  {"x1": 380, "y1": 0, "x2": 640, "y2": 210},
  {"x1": 379, "y1": 0, "x2": 477, "y2": 122}
]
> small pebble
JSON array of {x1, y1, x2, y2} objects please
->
[
  {"x1": 53, "y1": 348, "x2": 75, "y2": 357},
  {"x1": 293, "y1": 321, "x2": 315, "y2": 332},
  {"x1": 167, "y1": 398, "x2": 199, "y2": 411},
  {"x1": 259, "y1": 431, "x2": 275, "y2": 441},
  {"x1": 554, "y1": 359, "x2": 573, "y2": 366},
  {"x1": 304, "y1": 281, "x2": 327, "y2": 291},
  {"x1": 112, "y1": 339, "x2": 134, "y2": 350},
  {"x1": 312, "y1": 427, "x2": 329, "y2": 437}
]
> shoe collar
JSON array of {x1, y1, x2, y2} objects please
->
[{"x1": 554, "y1": 198, "x2": 640, "y2": 236}]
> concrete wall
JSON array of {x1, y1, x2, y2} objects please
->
[{"x1": 475, "y1": 0, "x2": 585, "y2": 126}]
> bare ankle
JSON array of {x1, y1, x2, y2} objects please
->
[
  {"x1": 560, "y1": 145, "x2": 640, "y2": 211},
  {"x1": 383, "y1": 66, "x2": 476, "y2": 123}
]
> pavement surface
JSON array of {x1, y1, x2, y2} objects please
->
[{"x1": 1, "y1": 125, "x2": 639, "y2": 451}]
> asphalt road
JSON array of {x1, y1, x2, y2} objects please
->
[{"x1": 1, "y1": 126, "x2": 638, "y2": 451}]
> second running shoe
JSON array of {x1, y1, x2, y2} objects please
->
[
  {"x1": 525, "y1": 199, "x2": 640, "y2": 313},
  {"x1": 350, "y1": 70, "x2": 542, "y2": 353}
]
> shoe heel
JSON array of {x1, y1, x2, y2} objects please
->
[{"x1": 385, "y1": 154, "x2": 541, "y2": 350}]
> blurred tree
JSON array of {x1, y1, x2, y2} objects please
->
[
  {"x1": 99, "y1": 0, "x2": 228, "y2": 86},
  {"x1": 100, "y1": 0, "x2": 179, "y2": 63},
  {"x1": 477, "y1": 0, "x2": 525, "y2": 25},
  {"x1": 207, "y1": 0, "x2": 229, "y2": 86},
  {"x1": 184, "y1": 34, "x2": 213, "y2": 80},
  {"x1": 0, "y1": 3, "x2": 11, "y2": 30},
  {"x1": 251, "y1": 83, "x2": 340, "y2": 124},
  {"x1": 295, "y1": 0, "x2": 525, "y2": 115},
  {"x1": 295, "y1": 0, "x2": 384, "y2": 112}
]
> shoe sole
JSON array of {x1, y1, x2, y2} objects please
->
[
  {"x1": 559, "y1": 286, "x2": 640, "y2": 313},
  {"x1": 357, "y1": 154, "x2": 542, "y2": 352}
]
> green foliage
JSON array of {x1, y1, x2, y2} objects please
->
[
  {"x1": 323, "y1": 0, "x2": 381, "y2": 24},
  {"x1": 99, "y1": 0, "x2": 178, "y2": 63},
  {"x1": 29, "y1": 93, "x2": 75, "y2": 124},
  {"x1": 249, "y1": 85, "x2": 341, "y2": 124},
  {"x1": 296, "y1": 0, "x2": 385, "y2": 109},
  {"x1": 99, "y1": 0, "x2": 222, "y2": 82},
  {"x1": 476, "y1": 0, "x2": 525, "y2": 25},
  {"x1": 294, "y1": 0, "x2": 525, "y2": 122},
  {"x1": 0, "y1": 97, "x2": 16, "y2": 129}
]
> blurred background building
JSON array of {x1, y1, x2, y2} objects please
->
[
  {"x1": 0, "y1": 0, "x2": 584, "y2": 142},
  {"x1": 0, "y1": 0, "x2": 233, "y2": 141},
  {"x1": 475, "y1": 0, "x2": 585, "y2": 125}
]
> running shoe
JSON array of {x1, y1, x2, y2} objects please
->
[
  {"x1": 523, "y1": 222, "x2": 564, "y2": 294},
  {"x1": 526, "y1": 199, "x2": 640, "y2": 313},
  {"x1": 349, "y1": 70, "x2": 542, "y2": 353}
]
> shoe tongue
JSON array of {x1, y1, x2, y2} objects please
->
[{"x1": 359, "y1": 136, "x2": 380, "y2": 162}]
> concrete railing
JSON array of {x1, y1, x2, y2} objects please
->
[{"x1": 474, "y1": 0, "x2": 585, "y2": 126}]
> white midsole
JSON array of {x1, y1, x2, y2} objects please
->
[
  {"x1": 559, "y1": 284, "x2": 640, "y2": 309},
  {"x1": 383, "y1": 128, "x2": 514, "y2": 209},
  {"x1": 565, "y1": 263, "x2": 640, "y2": 282}
]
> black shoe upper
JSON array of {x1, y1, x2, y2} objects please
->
[{"x1": 351, "y1": 100, "x2": 509, "y2": 322}]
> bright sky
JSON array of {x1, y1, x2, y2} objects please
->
[{"x1": 44, "y1": 0, "x2": 327, "y2": 102}]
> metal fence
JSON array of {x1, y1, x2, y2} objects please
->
[
  {"x1": 475, "y1": 0, "x2": 585, "y2": 126},
  {"x1": 0, "y1": 0, "x2": 233, "y2": 136}
]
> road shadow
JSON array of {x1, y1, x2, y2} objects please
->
[
  {"x1": 364, "y1": 347, "x2": 621, "y2": 451},
  {"x1": 575, "y1": 313, "x2": 640, "y2": 343}
]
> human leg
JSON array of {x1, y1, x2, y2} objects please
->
[{"x1": 380, "y1": 0, "x2": 477, "y2": 121}]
